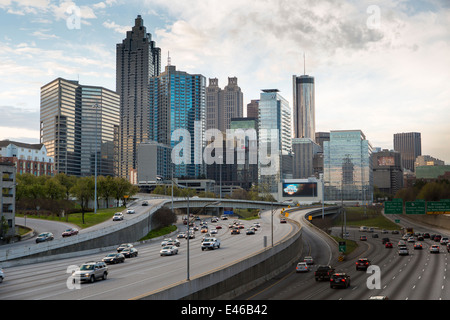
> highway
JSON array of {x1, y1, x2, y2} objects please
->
[
  {"x1": 0, "y1": 208, "x2": 296, "y2": 300},
  {"x1": 238, "y1": 210, "x2": 450, "y2": 300}
]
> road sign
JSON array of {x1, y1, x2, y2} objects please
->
[
  {"x1": 338, "y1": 241, "x2": 346, "y2": 253},
  {"x1": 427, "y1": 200, "x2": 450, "y2": 214},
  {"x1": 405, "y1": 200, "x2": 426, "y2": 215},
  {"x1": 385, "y1": 199, "x2": 403, "y2": 214}
]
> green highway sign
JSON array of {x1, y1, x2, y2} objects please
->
[
  {"x1": 385, "y1": 199, "x2": 403, "y2": 214},
  {"x1": 338, "y1": 241, "x2": 346, "y2": 253},
  {"x1": 405, "y1": 200, "x2": 426, "y2": 215},
  {"x1": 427, "y1": 200, "x2": 450, "y2": 214}
]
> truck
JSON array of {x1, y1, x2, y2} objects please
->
[
  {"x1": 314, "y1": 265, "x2": 335, "y2": 281},
  {"x1": 201, "y1": 237, "x2": 221, "y2": 251}
]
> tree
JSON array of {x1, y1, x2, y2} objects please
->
[
  {"x1": 98, "y1": 175, "x2": 115, "y2": 209},
  {"x1": 111, "y1": 177, "x2": 139, "y2": 207},
  {"x1": 70, "y1": 177, "x2": 94, "y2": 224}
]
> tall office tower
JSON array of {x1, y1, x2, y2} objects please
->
[
  {"x1": 258, "y1": 89, "x2": 292, "y2": 193},
  {"x1": 393, "y1": 132, "x2": 422, "y2": 172},
  {"x1": 293, "y1": 74, "x2": 315, "y2": 140},
  {"x1": 323, "y1": 130, "x2": 373, "y2": 203},
  {"x1": 40, "y1": 78, "x2": 120, "y2": 177},
  {"x1": 149, "y1": 64, "x2": 206, "y2": 178},
  {"x1": 247, "y1": 99, "x2": 259, "y2": 118},
  {"x1": 206, "y1": 77, "x2": 243, "y2": 132},
  {"x1": 292, "y1": 138, "x2": 321, "y2": 179},
  {"x1": 116, "y1": 15, "x2": 161, "y2": 179},
  {"x1": 372, "y1": 149, "x2": 403, "y2": 196}
]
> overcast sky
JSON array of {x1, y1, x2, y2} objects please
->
[{"x1": 0, "y1": 0, "x2": 449, "y2": 163}]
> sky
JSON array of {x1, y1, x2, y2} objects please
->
[{"x1": 0, "y1": 0, "x2": 449, "y2": 164}]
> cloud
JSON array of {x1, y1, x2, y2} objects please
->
[{"x1": 103, "y1": 20, "x2": 130, "y2": 34}]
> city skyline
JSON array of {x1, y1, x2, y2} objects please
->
[{"x1": 0, "y1": 0, "x2": 449, "y2": 164}]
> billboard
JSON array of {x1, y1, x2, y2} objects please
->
[
  {"x1": 377, "y1": 156, "x2": 395, "y2": 166},
  {"x1": 282, "y1": 183, "x2": 317, "y2": 197}
]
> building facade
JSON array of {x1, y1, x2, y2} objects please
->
[
  {"x1": 323, "y1": 130, "x2": 373, "y2": 203},
  {"x1": 293, "y1": 75, "x2": 315, "y2": 140},
  {"x1": 258, "y1": 89, "x2": 292, "y2": 193},
  {"x1": 40, "y1": 78, "x2": 119, "y2": 177},
  {"x1": 149, "y1": 64, "x2": 206, "y2": 178},
  {"x1": 0, "y1": 140, "x2": 55, "y2": 176},
  {"x1": 116, "y1": 15, "x2": 161, "y2": 180},
  {"x1": 0, "y1": 161, "x2": 16, "y2": 239},
  {"x1": 372, "y1": 149, "x2": 403, "y2": 196},
  {"x1": 206, "y1": 77, "x2": 243, "y2": 132},
  {"x1": 393, "y1": 132, "x2": 421, "y2": 172}
]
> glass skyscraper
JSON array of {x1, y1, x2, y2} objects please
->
[
  {"x1": 149, "y1": 64, "x2": 206, "y2": 178},
  {"x1": 40, "y1": 78, "x2": 120, "y2": 177},
  {"x1": 323, "y1": 130, "x2": 373, "y2": 203},
  {"x1": 258, "y1": 89, "x2": 292, "y2": 193},
  {"x1": 116, "y1": 15, "x2": 161, "y2": 179},
  {"x1": 293, "y1": 75, "x2": 315, "y2": 140}
]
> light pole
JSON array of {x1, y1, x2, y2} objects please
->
[{"x1": 93, "y1": 103, "x2": 101, "y2": 214}]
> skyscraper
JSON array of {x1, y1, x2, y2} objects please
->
[
  {"x1": 206, "y1": 77, "x2": 243, "y2": 132},
  {"x1": 40, "y1": 78, "x2": 120, "y2": 177},
  {"x1": 116, "y1": 15, "x2": 161, "y2": 179},
  {"x1": 393, "y1": 132, "x2": 422, "y2": 172},
  {"x1": 149, "y1": 64, "x2": 206, "y2": 178},
  {"x1": 258, "y1": 89, "x2": 292, "y2": 193},
  {"x1": 293, "y1": 74, "x2": 315, "y2": 140},
  {"x1": 323, "y1": 130, "x2": 373, "y2": 203}
]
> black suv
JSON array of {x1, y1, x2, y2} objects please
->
[
  {"x1": 330, "y1": 273, "x2": 351, "y2": 289},
  {"x1": 314, "y1": 265, "x2": 335, "y2": 281}
]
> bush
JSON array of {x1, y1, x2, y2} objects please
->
[{"x1": 151, "y1": 208, "x2": 177, "y2": 230}]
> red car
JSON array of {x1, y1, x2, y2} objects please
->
[
  {"x1": 385, "y1": 242, "x2": 393, "y2": 248},
  {"x1": 62, "y1": 228, "x2": 79, "y2": 237}
]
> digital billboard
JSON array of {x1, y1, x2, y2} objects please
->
[
  {"x1": 282, "y1": 183, "x2": 317, "y2": 197},
  {"x1": 377, "y1": 156, "x2": 395, "y2": 166}
]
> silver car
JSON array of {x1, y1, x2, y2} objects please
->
[
  {"x1": 160, "y1": 245, "x2": 178, "y2": 256},
  {"x1": 0, "y1": 268, "x2": 4, "y2": 283},
  {"x1": 72, "y1": 261, "x2": 108, "y2": 283}
]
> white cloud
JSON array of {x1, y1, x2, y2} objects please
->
[{"x1": 103, "y1": 20, "x2": 130, "y2": 34}]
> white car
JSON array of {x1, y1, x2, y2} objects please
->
[
  {"x1": 0, "y1": 268, "x2": 4, "y2": 283},
  {"x1": 430, "y1": 245, "x2": 440, "y2": 253},
  {"x1": 161, "y1": 238, "x2": 180, "y2": 247},
  {"x1": 126, "y1": 209, "x2": 135, "y2": 214},
  {"x1": 113, "y1": 212, "x2": 124, "y2": 221},
  {"x1": 398, "y1": 247, "x2": 409, "y2": 256},
  {"x1": 304, "y1": 256, "x2": 314, "y2": 265},
  {"x1": 296, "y1": 262, "x2": 309, "y2": 273},
  {"x1": 440, "y1": 237, "x2": 449, "y2": 245},
  {"x1": 160, "y1": 245, "x2": 178, "y2": 256}
]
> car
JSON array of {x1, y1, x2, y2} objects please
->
[
  {"x1": 356, "y1": 258, "x2": 371, "y2": 271},
  {"x1": 113, "y1": 212, "x2": 124, "y2": 221},
  {"x1": 126, "y1": 209, "x2": 135, "y2": 214},
  {"x1": 407, "y1": 236, "x2": 415, "y2": 243},
  {"x1": 210, "y1": 229, "x2": 218, "y2": 234},
  {"x1": 246, "y1": 228, "x2": 255, "y2": 235},
  {"x1": 314, "y1": 265, "x2": 335, "y2": 281},
  {"x1": 423, "y1": 233, "x2": 430, "y2": 239},
  {"x1": 413, "y1": 242, "x2": 423, "y2": 250},
  {"x1": 304, "y1": 256, "x2": 314, "y2": 265},
  {"x1": 72, "y1": 261, "x2": 108, "y2": 283},
  {"x1": 447, "y1": 243, "x2": 450, "y2": 253},
  {"x1": 177, "y1": 232, "x2": 186, "y2": 239},
  {"x1": 385, "y1": 242, "x2": 393, "y2": 248},
  {"x1": 161, "y1": 238, "x2": 180, "y2": 247},
  {"x1": 62, "y1": 228, "x2": 79, "y2": 237},
  {"x1": 360, "y1": 235, "x2": 367, "y2": 241},
  {"x1": 434, "y1": 235, "x2": 442, "y2": 242},
  {"x1": 102, "y1": 253, "x2": 125, "y2": 264},
  {"x1": 121, "y1": 247, "x2": 138, "y2": 258},
  {"x1": 215, "y1": 225, "x2": 222, "y2": 229},
  {"x1": 382, "y1": 237, "x2": 390, "y2": 244},
  {"x1": 253, "y1": 222, "x2": 261, "y2": 228},
  {"x1": 117, "y1": 243, "x2": 133, "y2": 252},
  {"x1": 220, "y1": 215, "x2": 228, "y2": 220},
  {"x1": 0, "y1": 268, "x2": 4, "y2": 283},
  {"x1": 36, "y1": 232, "x2": 54, "y2": 243},
  {"x1": 391, "y1": 230, "x2": 399, "y2": 234},
  {"x1": 398, "y1": 240, "x2": 406, "y2": 247},
  {"x1": 440, "y1": 237, "x2": 449, "y2": 245},
  {"x1": 280, "y1": 218, "x2": 287, "y2": 223},
  {"x1": 368, "y1": 295, "x2": 389, "y2": 300},
  {"x1": 231, "y1": 228, "x2": 240, "y2": 235},
  {"x1": 142, "y1": 201, "x2": 148, "y2": 206},
  {"x1": 296, "y1": 262, "x2": 309, "y2": 273},
  {"x1": 201, "y1": 227, "x2": 209, "y2": 233},
  {"x1": 430, "y1": 244, "x2": 440, "y2": 253},
  {"x1": 160, "y1": 245, "x2": 178, "y2": 256},
  {"x1": 201, "y1": 237, "x2": 221, "y2": 250},
  {"x1": 398, "y1": 247, "x2": 409, "y2": 256},
  {"x1": 330, "y1": 273, "x2": 351, "y2": 289}
]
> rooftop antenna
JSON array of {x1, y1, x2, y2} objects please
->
[
  {"x1": 167, "y1": 51, "x2": 171, "y2": 66},
  {"x1": 303, "y1": 52, "x2": 306, "y2": 75}
]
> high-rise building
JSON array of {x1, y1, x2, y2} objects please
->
[
  {"x1": 372, "y1": 149, "x2": 403, "y2": 196},
  {"x1": 393, "y1": 132, "x2": 421, "y2": 172},
  {"x1": 323, "y1": 130, "x2": 373, "y2": 203},
  {"x1": 246, "y1": 99, "x2": 259, "y2": 119},
  {"x1": 293, "y1": 74, "x2": 315, "y2": 140},
  {"x1": 116, "y1": 15, "x2": 161, "y2": 179},
  {"x1": 206, "y1": 77, "x2": 243, "y2": 132},
  {"x1": 149, "y1": 64, "x2": 206, "y2": 178},
  {"x1": 40, "y1": 78, "x2": 119, "y2": 177},
  {"x1": 258, "y1": 89, "x2": 292, "y2": 193}
]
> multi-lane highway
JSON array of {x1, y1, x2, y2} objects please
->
[
  {"x1": 238, "y1": 210, "x2": 450, "y2": 300},
  {"x1": 0, "y1": 208, "x2": 295, "y2": 300}
]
